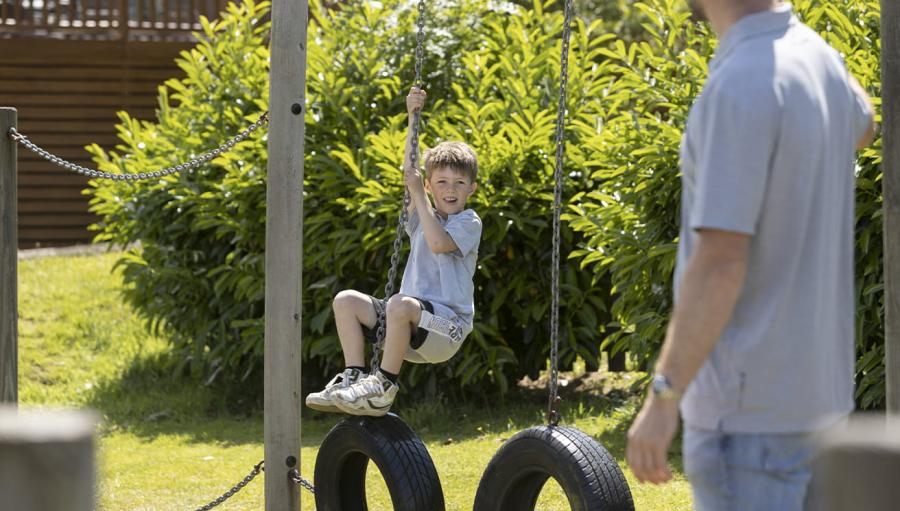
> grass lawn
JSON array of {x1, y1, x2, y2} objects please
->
[{"x1": 17, "y1": 251, "x2": 693, "y2": 510}]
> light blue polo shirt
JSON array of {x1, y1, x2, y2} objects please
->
[
  {"x1": 400, "y1": 208, "x2": 482, "y2": 327},
  {"x1": 677, "y1": 4, "x2": 873, "y2": 433}
]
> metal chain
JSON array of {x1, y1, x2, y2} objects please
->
[
  {"x1": 371, "y1": 0, "x2": 426, "y2": 374},
  {"x1": 193, "y1": 460, "x2": 265, "y2": 511},
  {"x1": 288, "y1": 468, "x2": 317, "y2": 494},
  {"x1": 7, "y1": 112, "x2": 269, "y2": 182},
  {"x1": 548, "y1": 0, "x2": 575, "y2": 427}
]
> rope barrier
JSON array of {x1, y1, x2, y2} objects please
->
[
  {"x1": 192, "y1": 460, "x2": 265, "y2": 511},
  {"x1": 7, "y1": 112, "x2": 268, "y2": 182},
  {"x1": 189, "y1": 460, "x2": 314, "y2": 511}
]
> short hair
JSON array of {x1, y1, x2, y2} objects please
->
[{"x1": 423, "y1": 141, "x2": 478, "y2": 182}]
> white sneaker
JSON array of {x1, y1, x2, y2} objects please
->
[
  {"x1": 332, "y1": 372, "x2": 399, "y2": 417},
  {"x1": 305, "y1": 368, "x2": 365, "y2": 413}
]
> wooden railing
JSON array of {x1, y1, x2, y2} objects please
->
[{"x1": 0, "y1": 0, "x2": 228, "y2": 40}]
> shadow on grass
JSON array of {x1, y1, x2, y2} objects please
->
[
  {"x1": 85, "y1": 346, "x2": 663, "y2": 470},
  {"x1": 85, "y1": 350, "x2": 267, "y2": 446}
]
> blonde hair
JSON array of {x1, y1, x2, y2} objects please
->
[{"x1": 423, "y1": 141, "x2": 478, "y2": 182}]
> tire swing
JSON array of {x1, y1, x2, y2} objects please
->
[
  {"x1": 314, "y1": 2, "x2": 445, "y2": 510},
  {"x1": 314, "y1": 413, "x2": 445, "y2": 511},
  {"x1": 473, "y1": 2, "x2": 634, "y2": 510}
]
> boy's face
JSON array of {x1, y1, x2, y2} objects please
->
[{"x1": 425, "y1": 166, "x2": 478, "y2": 217}]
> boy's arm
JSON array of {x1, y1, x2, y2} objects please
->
[
  {"x1": 403, "y1": 87, "x2": 458, "y2": 253},
  {"x1": 403, "y1": 111, "x2": 419, "y2": 216},
  {"x1": 409, "y1": 189, "x2": 459, "y2": 254}
]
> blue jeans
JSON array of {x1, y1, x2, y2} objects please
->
[{"x1": 683, "y1": 426, "x2": 819, "y2": 511}]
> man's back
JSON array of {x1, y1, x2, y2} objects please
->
[{"x1": 677, "y1": 4, "x2": 872, "y2": 433}]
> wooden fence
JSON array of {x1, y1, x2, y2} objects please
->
[
  {"x1": 2, "y1": 0, "x2": 226, "y2": 247},
  {"x1": 1, "y1": 0, "x2": 227, "y2": 40}
]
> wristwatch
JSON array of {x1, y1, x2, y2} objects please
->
[{"x1": 651, "y1": 374, "x2": 682, "y2": 401}]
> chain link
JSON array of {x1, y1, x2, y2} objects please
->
[
  {"x1": 288, "y1": 468, "x2": 317, "y2": 494},
  {"x1": 193, "y1": 460, "x2": 265, "y2": 511},
  {"x1": 371, "y1": 0, "x2": 426, "y2": 373},
  {"x1": 7, "y1": 112, "x2": 269, "y2": 182},
  {"x1": 549, "y1": 0, "x2": 575, "y2": 427}
]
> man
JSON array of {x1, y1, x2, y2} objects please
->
[{"x1": 626, "y1": 0, "x2": 875, "y2": 509}]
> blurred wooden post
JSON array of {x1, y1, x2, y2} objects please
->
[
  {"x1": 264, "y1": 0, "x2": 307, "y2": 509},
  {"x1": 817, "y1": 416, "x2": 900, "y2": 510},
  {"x1": 1, "y1": 108, "x2": 17, "y2": 405},
  {"x1": 118, "y1": 0, "x2": 129, "y2": 41},
  {"x1": 0, "y1": 407, "x2": 98, "y2": 511},
  {"x1": 883, "y1": 0, "x2": 900, "y2": 414}
]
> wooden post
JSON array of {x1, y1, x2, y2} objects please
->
[
  {"x1": 264, "y1": 0, "x2": 307, "y2": 509},
  {"x1": 883, "y1": 0, "x2": 900, "y2": 414},
  {"x1": 1, "y1": 108, "x2": 17, "y2": 406},
  {"x1": 0, "y1": 407, "x2": 98, "y2": 511},
  {"x1": 817, "y1": 416, "x2": 900, "y2": 510}
]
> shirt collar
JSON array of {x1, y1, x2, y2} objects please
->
[{"x1": 714, "y1": 3, "x2": 795, "y2": 65}]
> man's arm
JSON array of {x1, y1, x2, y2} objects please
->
[
  {"x1": 626, "y1": 228, "x2": 750, "y2": 484},
  {"x1": 849, "y1": 75, "x2": 876, "y2": 149},
  {"x1": 656, "y1": 229, "x2": 750, "y2": 389}
]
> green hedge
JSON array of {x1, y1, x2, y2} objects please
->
[
  {"x1": 568, "y1": 0, "x2": 885, "y2": 408},
  {"x1": 87, "y1": 0, "x2": 619, "y2": 397},
  {"x1": 87, "y1": 0, "x2": 886, "y2": 408}
]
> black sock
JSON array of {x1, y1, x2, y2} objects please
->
[
  {"x1": 345, "y1": 366, "x2": 366, "y2": 373},
  {"x1": 377, "y1": 368, "x2": 399, "y2": 384}
]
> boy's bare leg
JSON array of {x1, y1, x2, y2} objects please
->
[
  {"x1": 379, "y1": 294, "x2": 422, "y2": 374},
  {"x1": 333, "y1": 290, "x2": 378, "y2": 368}
]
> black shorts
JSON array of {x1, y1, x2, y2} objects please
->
[{"x1": 361, "y1": 295, "x2": 434, "y2": 350}]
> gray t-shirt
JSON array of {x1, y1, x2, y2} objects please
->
[
  {"x1": 677, "y1": 4, "x2": 872, "y2": 433},
  {"x1": 400, "y1": 208, "x2": 482, "y2": 326}
]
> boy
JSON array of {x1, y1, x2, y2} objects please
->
[{"x1": 305, "y1": 87, "x2": 482, "y2": 416}]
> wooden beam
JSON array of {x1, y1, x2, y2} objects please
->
[
  {"x1": 818, "y1": 416, "x2": 900, "y2": 510},
  {"x1": 0, "y1": 407, "x2": 97, "y2": 511},
  {"x1": 883, "y1": 0, "x2": 900, "y2": 414},
  {"x1": 264, "y1": 0, "x2": 307, "y2": 508},
  {"x1": 0, "y1": 108, "x2": 17, "y2": 405}
]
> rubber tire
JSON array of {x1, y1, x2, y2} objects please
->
[
  {"x1": 473, "y1": 425, "x2": 634, "y2": 511},
  {"x1": 314, "y1": 413, "x2": 445, "y2": 511}
]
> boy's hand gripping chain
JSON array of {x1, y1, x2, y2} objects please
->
[{"x1": 371, "y1": 0, "x2": 426, "y2": 374}]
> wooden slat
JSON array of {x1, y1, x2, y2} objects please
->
[
  {"x1": 18, "y1": 199, "x2": 91, "y2": 213},
  {"x1": 19, "y1": 213, "x2": 98, "y2": 227},
  {"x1": 0, "y1": 40, "x2": 192, "y2": 63},
  {"x1": 18, "y1": 186, "x2": 89, "y2": 200},
  {"x1": 18, "y1": 227, "x2": 93, "y2": 240},
  {"x1": 12, "y1": 106, "x2": 156, "y2": 120},
  {"x1": 0, "y1": 66, "x2": 178, "y2": 81},
  {"x1": 14, "y1": 133, "x2": 121, "y2": 145},
  {"x1": 19, "y1": 161, "x2": 97, "y2": 172},
  {"x1": 1, "y1": 93, "x2": 158, "y2": 107},
  {"x1": 18, "y1": 173, "x2": 91, "y2": 186},
  {"x1": 19, "y1": 147, "x2": 99, "y2": 159},
  {"x1": 18, "y1": 120, "x2": 122, "y2": 134},
  {"x1": 68, "y1": 0, "x2": 76, "y2": 30},
  {"x1": 0, "y1": 80, "x2": 161, "y2": 94}
]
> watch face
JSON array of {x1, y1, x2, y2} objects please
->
[{"x1": 652, "y1": 374, "x2": 679, "y2": 400}]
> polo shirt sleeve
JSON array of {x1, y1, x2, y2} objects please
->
[
  {"x1": 445, "y1": 210, "x2": 482, "y2": 258},
  {"x1": 405, "y1": 208, "x2": 420, "y2": 237},
  {"x1": 690, "y1": 85, "x2": 779, "y2": 235}
]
